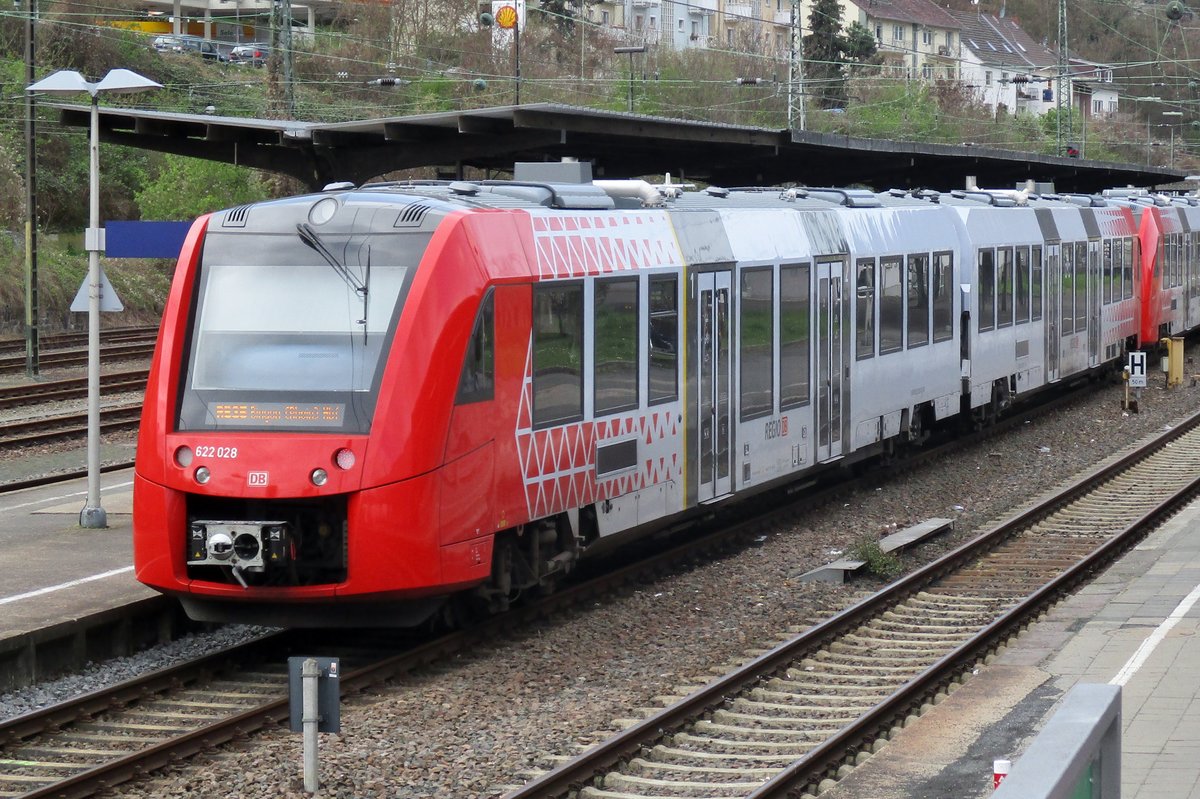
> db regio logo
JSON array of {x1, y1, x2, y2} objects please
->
[{"x1": 247, "y1": 471, "x2": 269, "y2": 487}]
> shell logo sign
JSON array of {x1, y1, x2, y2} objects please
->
[
  {"x1": 494, "y1": 4, "x2": 518, "y2": 28},
  {"x1": 490, "y1": 0, "x2": 525, "y2": 30}
]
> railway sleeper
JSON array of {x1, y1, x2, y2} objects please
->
[
  {"x1": 667, "y1": 732, "x2": 817, "y2": 753},
  {"x1": 765, "y1": 680, "x2": 897, "y2": 698},
  {"x1": 9, "y1": 746, "x2": 125, "y2": 758},
  {"x1": 748, "y1": 688, "x2": 878, "y2": 710},
  {"x1": 692, "y1": 720, "x2": 830, "y2": 740},
  {"x1": 655, "y1": 742, "x2": 818, "y2": 763},
  {"x1": 804, "y1": 651, "x2": 933, "y2": 669},
  {"x1": 762, "y1": 677, "x2": 891, "y2": 697},
  {"x1": 627, "y1": 757, "x2": 782, "y2": 780},
  {"x1": 600, "y1": 771, "x2": 766, "y2": 795},
  {"x1": 783, "y1": 668, "x2": 892, "y2": 684},
  {"x1": 909, "y1": 591, "x2": 1010, "y2": 608},
  {"x1": 835, "y1": 635, "x2": 974, "y2": 653},
  {"x1": 877, "y1": 610, "x2": 983, "y2": 629},
  {"x1": 728, "y1": 697, "x2": 869, "y2": 719}
]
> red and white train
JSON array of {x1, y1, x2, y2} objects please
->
[{"x1": 132, "y1": 163, "x2": 1200, "y2": 626}]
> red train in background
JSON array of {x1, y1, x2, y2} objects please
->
[{"x1": 132, "y1": 163, "x2": 1200, "y2": 627}]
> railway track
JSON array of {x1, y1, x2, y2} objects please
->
[
  {"x1": 0, "y1": 403, "x2": 144, "y2": 449},
  {"x1": 0, "y1": 342, "x2": 156, "y2": 376},
  {"x1": 2, "y1": 406, "x2": 1199, "y2": 798},
  {"x1": 0, "y1": 370, "x2": 149, "y2": 411},
  {"x1": 501, "y1": 410, "x2": 1200, "y2": 799},
  {"x1": 0, "y1": 328, "x2": 157, "y2": 358}
]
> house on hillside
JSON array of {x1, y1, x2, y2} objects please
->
[
  {"x1": 845, "y1": 0, "x2": 961, "y2": 81},
  {"x1": 946, "y1": 12, "x2": 1117, "y2": 120}
]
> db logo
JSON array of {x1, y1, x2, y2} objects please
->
[{"x1": 247, "y1": 471, "x2": 269, "y2": 487}]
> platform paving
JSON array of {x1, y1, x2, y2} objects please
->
[{"x1": 0, "y1": 467, "x2": 160, "y2": 653}]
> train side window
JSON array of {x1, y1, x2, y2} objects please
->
[
  {"x1": 1172, "y1": 235, "x2": 1180, "y2": 287},
  {"x1": 856, "y1": 257, "x2": 875, "y2": 359},
  {"x1": 1074, "y1": 242, "x2": 1087, "y2": 332},
  {"x1": 932, "y1": 251, "x2": 953, "y2": 342},
  {"x1": 780, "y1": 263, "x2": 811, "y2": 409},
  {"x1": 1112, "y1": 241, "x2": 1123, "y2": 303},
  {"x1": 978, "y1": 248, "x2": 995, "y2": 332},
  {"x1": 1177, "y1": 234, "x2": 1185, "y2": 288},
  {"x1": 1061, "y1": 243, "x2": 1075, "y2": 335},
  {"x1": 740, "y1": 266, "x2": 774, "y2": 421},
  {"x1": 1193, "y1": 234, "x2": 1200, "y2": 299},
  {"x1": 594, "y1": 277, "x2": 639, "y2": 416},
  {"x1": 648, "y1": 275, "x2": 678, "y2": 405},
  {"x1": 906, "y1": 253, "x2": 930, "y2": 348},
  {"x1": 1015, "y1": 246, "x2": 1030, "y2": 323},
  {"x1": 456, "y1": 290, "x2": 495, "y2": 405},
  {"x1": 879, "y1": 256, "x2": 903, "y2": 354},
  {"x1": 996, "y1": 247, "x2": 1013, "y2": 328},
  {"x1": 1031, "y1": 245, "x2": 1043, "y2": 321},
  {"x1": 532, "y1": 282, "x2": 584, "y2": 428},
  {"x1": 1123, "y1": 238, "x2": 1134, "y2": 300},
  {"x1": 1103, "y1": 240, "x2": 1113, "y2": 305}
]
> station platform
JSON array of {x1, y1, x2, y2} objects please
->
[
  {"x1": 0, "y1": 470, "x2": 178, "y2": 692},
  {"x1": 826, "y1": 499, "x2": 1200, "y2": 799}
]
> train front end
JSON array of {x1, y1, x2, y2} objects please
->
[{"x1": 133, "y1": 191, "x2": 477, "y2": 626}]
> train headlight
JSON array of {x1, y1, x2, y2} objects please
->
[
  {"x1": 309, "y1": 197, "x2": 338, "y2": 225},
  {"x1": 334, "y1": 448, "x2": 356, "y2": 470},
  {"x1": 310, "y1": 468, "x2": 329, "y2": 486},
  {"x1": 194, "y1": 466, "x2": 211, "y2": 485},
  {"x1": 174, "y1": 446, "x2": 194, "y2": 468}
]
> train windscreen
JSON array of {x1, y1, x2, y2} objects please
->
[{"x1": 176, "y1": 229, "x2": 419, "y2": 432}]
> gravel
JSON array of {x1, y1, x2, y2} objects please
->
[
  {"x1": 0, "y1": 626, "x2": 274, "y2": 721},
  {"x1": 5, "y1": 355, "x2": 1198, "y2": 799}
]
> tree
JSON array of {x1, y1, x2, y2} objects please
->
[
  {"x1": 805, "y1": 0, "x2": 848, "y2": 109},
  {"x1": 843, "y1": 21, "x2": 878, "y2": 68},
  {"x1": 135, "y1": 158, "x2": 269, "y2": 222}
]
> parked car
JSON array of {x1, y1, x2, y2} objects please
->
[
  {"x1": 152, "y1": 34, "x2": 223, "y2": 61},
  {"x1": 228, "y1": 43, "x2": 269, "y2": 66}
]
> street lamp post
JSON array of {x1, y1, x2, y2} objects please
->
[
  {"x1": 614, "y1": 45, "x2": 646, "y2": 113},
  {"x1": 26, "y1": 69, "x2": 161, "y2": 529},
  {"x1": 1162, "y1": 111, "x2": 1184, "y2": 168},
  {"x1": 1132, "y1": 96, "x2": 1162, "y2": 166}
]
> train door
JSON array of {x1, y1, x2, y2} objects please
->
[
  {"x1": 1046, "y1": 243, "x2": 1060, "y2": 381},
  {"x1": 815, "y1": 258, "x2": 845, "y2": 462},
  {"x1": 1088, "y1": 240, "x2": 1102, "y2": 366},
  {"x1": 695, "y1": 270, "x2": 732, "y2": 502}
]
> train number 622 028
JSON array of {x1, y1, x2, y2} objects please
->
[{"x1": 194, "y1": 445, "x2": 238, "y2": 459}]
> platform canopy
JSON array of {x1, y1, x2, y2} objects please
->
[{"x1": 51, "y1": 101, "x2": 1184, "y2": 193}]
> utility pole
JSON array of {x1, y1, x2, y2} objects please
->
[
  {"x1": 23, "y1": 0, "x2": 38, "y2": 378},
  {"x1": 1055, "y1": 0, "x2": 1068, "y2": 155},
  {"x1": 788, "y1": 0, "x2": 806, "y2": 130},
  {"x1": 268, "y1": 0, "x2": 294, "y2": 117}
]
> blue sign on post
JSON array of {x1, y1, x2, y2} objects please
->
[{"x1": 104, "y1": 220, "x2": 192, "y2": 259}]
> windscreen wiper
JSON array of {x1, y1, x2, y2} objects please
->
[{"x1": 297, "y1": 222, "x2": 370, "y2": 342}]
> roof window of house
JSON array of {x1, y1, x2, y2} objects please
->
[
  {"x1": 1003, "y1": 44, "x2": 1012, "y2": 52},
  {"x1": 1016, "y1": 42, "x2": 1026, "y2": 52},
  {"x1": 988, "y1": 42, "x2": 996, "y2": 51},
  {"x1": 968, "y1": 38, "x2": 978, "y2": 48}
]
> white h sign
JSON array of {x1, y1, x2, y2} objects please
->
[{"x1": 1128, "y1": 351, "x2": 1148, "y2": 388}]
